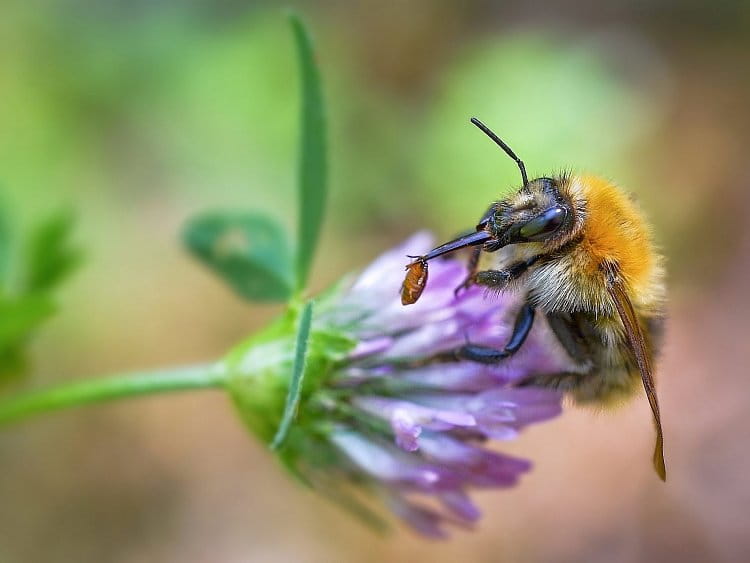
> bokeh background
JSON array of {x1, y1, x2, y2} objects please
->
[{"x1": 1, "y1": 1, "x2": 749, "y2": 562}]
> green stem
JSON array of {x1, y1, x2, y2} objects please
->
[{"x1": 0, "y1": 364, "x2": 226, "y2": 426}]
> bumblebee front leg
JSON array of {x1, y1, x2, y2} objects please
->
[
  {"x1": 460, "y1": 255, "x2": 539, "y2": 296},
  {"x1": 458, "y1": 303, "x2": 535, "y2": 364},
  {"x1": 454, "y1": 246, "x2": 483, "y2": 296},
  {"x1": 455, "y1": 204, "x2": 497, "y2": 296}
]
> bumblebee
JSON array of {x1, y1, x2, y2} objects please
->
[{"x1": 404, "y1": 118, "x2": 666, "y2": 480}]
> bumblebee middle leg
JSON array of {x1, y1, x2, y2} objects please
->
[{"x1": 457, "y1": 303, "x2": 535, "y2": 364}]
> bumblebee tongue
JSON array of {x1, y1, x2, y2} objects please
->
[{"x1": 422, "y1": 231, "x2": 491, "y2": 261}]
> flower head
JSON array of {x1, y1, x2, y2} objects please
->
[{"x1": 225, "y1": 233, "x2": 576, "y2": 537}]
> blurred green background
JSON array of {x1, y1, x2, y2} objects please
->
[{"x1": 1, "y1": 1, "x2": 749, "y2": 561}]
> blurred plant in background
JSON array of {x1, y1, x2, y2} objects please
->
[
  {"x1": 417, "y1": 33, "x2": 668, "y2": 221},
  {"x1": 0, "y1": 205, "x2": 80, "y2": 383}
]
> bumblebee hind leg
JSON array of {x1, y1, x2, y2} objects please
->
[
  {"x1": 530, "y1": 311, "x2": 637, "y2": 403},
  {"x1": 518, "y1": 372, "x2": 584, "y2": 392},
  {"x1": 521, "y1": 369, "x2": 639, "y2": 405},
  {"x1": 518, "y1": 311, "x2": 592, "y2": 393}
]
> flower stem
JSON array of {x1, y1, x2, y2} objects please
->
[{"x1": 0, "y1": 364, "x2": 226, "y2": 426}]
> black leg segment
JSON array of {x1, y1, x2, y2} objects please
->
[
  {"x1": 458, "y1": 303, "x2": 536, "y2": 364},
  {"x1": 454, "y1": 246, "x2": 483, "y2": 297},
  {"x1": 466, "y1": 255, "x2": 540, "y2": 294}
]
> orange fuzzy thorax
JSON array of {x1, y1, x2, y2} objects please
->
[{"x1": 571, "y1": 175, "x2": 659, "y2": 298}]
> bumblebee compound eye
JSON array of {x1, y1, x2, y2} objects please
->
[{"x1": 519, "y1": 206, "x2": 567, "y2": 241}]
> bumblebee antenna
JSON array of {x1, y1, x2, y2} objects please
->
[{"x1": 470, "y1": 117, "x2": 528, "y2": 187}]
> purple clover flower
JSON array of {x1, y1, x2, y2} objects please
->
[{"x1": 227, "y1": 233, "x2": 576, "y2": 538}]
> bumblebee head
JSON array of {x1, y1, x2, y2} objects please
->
[
  {"x1": 480, "y1": 175, "x2": 583, "y2": 252},
  {"x1": 418, "y1": 118, "x2": 585, "y2": 263}
]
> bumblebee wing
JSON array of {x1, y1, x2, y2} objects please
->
[{"x1": 607, "y1": 280, "x2": 666, "y2": 481}]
